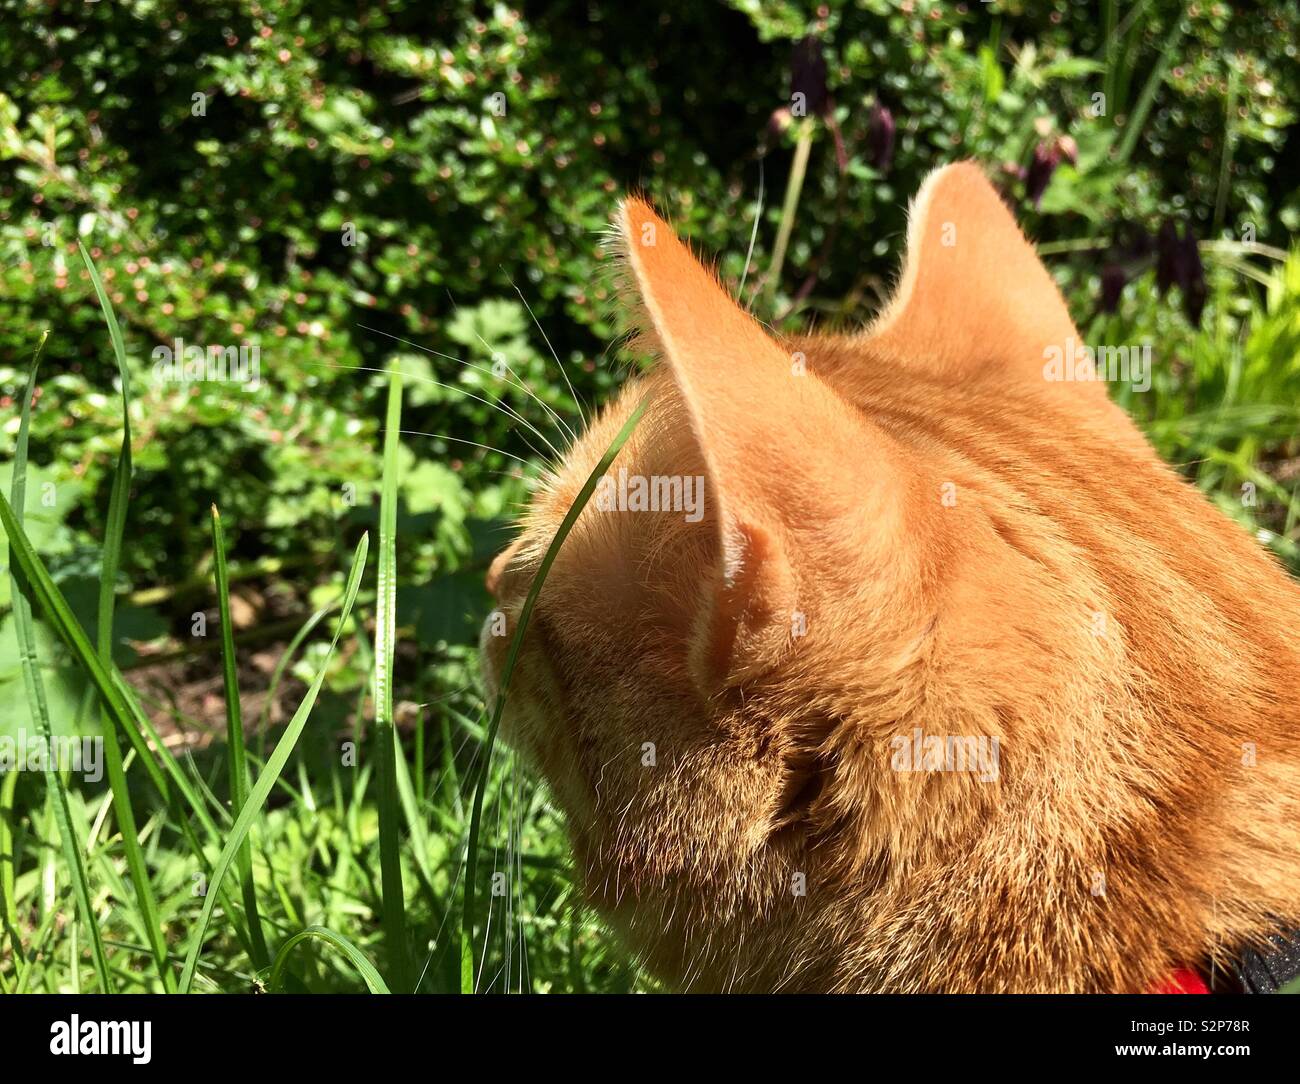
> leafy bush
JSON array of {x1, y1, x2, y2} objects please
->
[{"x1": 0, "y1": 0, "x2": 1296, "y2": 992}]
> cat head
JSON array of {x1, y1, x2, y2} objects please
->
[{"x1": 478, "y1": 163, "x2": 1280, "y2": 991}]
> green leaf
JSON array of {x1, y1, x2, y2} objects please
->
[
  {"x1": 80, "y1": 239, "x2": 174, "y2": 992},
  {"x1": 211, "y1": 505, "x2": 270, "y2": 971}
]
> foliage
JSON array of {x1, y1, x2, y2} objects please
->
[{"x1": 0, "y1": 0, "x2": 1296, "y2": 993}]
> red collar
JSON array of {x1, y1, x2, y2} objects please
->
[
  {"x1": 1150, "y1": 968, "x2": 1210, "y2": 994},
  {"x1": 1150, "y1": 927, "x2": 1300, "y2": 993}
]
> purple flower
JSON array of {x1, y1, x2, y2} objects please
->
[
  {"x1": 1155, "y1": 219, "x2": 1207, "y2": 326},
  {"x1": 1024, "y1": 143, "x2": 1058, "y2": 208},
  {"x1": 865, "y1": 103, "x2": 895, "y2": 173},
  {"x1": 1178, "y1": 229, "x2": 1207, "y2": 327},
  {"x1": 790, "y1": 36, "x2": 829, "y2": 119},
  {"x1": 1024, "y1": 135, "x2": 1078, "y2": 208},
  {"x1": 1099, "y1": 264, "x2": 1126, "y2": 314},
  {"x1": 1155, "y1": 219, "x2": 1179, "y2": 296}
]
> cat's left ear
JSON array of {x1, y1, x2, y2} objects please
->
[
  {"x1": 613, "y1": 196, "x2": 915, "y2": 691},
  {"x1": 863, "y1": 161, "x2": 1105, "y2": 401}
]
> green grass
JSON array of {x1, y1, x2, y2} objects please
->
[
  {"x1": 1, "y1": 101, "x2": 1296, "y2": 993},
  {"x1": 3, "y1": 247, "x2": 1299, "y2": 996},
  {"x1": 7, "y1": 330, "x2": 111, "y2": 992},
  {"x1": 0, "y1": 250, "x2": 647, "y2": 994},
  {"x1": 374, "y1": 367, "x2": 410, "y2": 991},
  {"x1": 211, "y1": 504, "x2": 271, "y2": 973},
  {"x1": 81, "y1": 242, "x2": 173, "y2": 991},
  {"x1": 460, "y1": 397, "x2": 647, "y2": 992},
  {"x1": 176, "y1": 532, "x2": 370, "y2": 991}
]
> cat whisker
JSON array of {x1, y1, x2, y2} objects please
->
[
  {"x1": 506, "y1": 272, "x2": 589, "y2": 426},
  {"x1": 352, "y1": 323, "x2": 464, "y2": 365},
  {"x1": 393, "y1": 429, "x2": 534, "y2": 468},
  {"x1": 403, "y1": 350, "x2": 563, "y2": 465},
  {"x1": 441, "y1": 287, "x2": 580, "y2": 447},
  {"x1": 348, "y1": 327, "x2": 562, "y2": 459},
  {"x1": 738, "y1": 157, "x2": 765, "y2": 309},
  {"x1": 318, "y1": 348, "x2": 562, "y2": 464},
  {"x1": 467, "y1": 327, "x2": 580, "y2": 448}
]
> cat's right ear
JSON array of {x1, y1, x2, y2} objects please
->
[{"x1": 612, "y1": 196, "x2": 919, "y2": 692}]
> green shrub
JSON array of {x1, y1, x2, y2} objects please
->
[{"x1": 0, "y1": 0, "x2": 1296, "y2": 992}]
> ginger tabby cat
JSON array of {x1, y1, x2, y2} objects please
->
[{"x1": 480, "y1": 162, "x2": 1300, "y2": 993}]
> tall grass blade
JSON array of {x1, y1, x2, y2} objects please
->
[
  {"x1": 79, "y1": 241, "x2": 173, "y2": 990},
  {"x1": 1115, "y1": 18, "x2": 1186, "y2": 163},
  {"x1": 0, "y1": 770, "x2": 15, "y2": 897},
  {"x1": 269, "y1": 925, "x2": 390, "y2": 993},
  {"x1": 1, "y1": 725, "x2": 22, "y2": 973},
  {"x1": 0, "y1": 485, "x2": 261, "y2": 960},
  {"x1": 6, "y1": 331, "x2": 113, "y2": 991},
  {"x1": 2, "y1": 487, "x2": 207, "y2": 831},
  {"x1": 375, "y1": 368, "x2": 411, "y2": 990},
  {"x1": 177, "y1": 532, "x2": 369, "y2": 992},
  {"x1": 764, "y1": 119, "x2": 814, "y2": 314},
  {"x1": 461, "y1": 397, "x2": 648, "y2": 992},
  {"x1": 211, "y1": 505, "x2": 270, "y2": 970},
  {"x1": 1212, "y1": 66, "x2": 1240, "y2": 235},
  {"x1": 1101, "y1": 0, "x2": 1117, "y2": 117}
]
